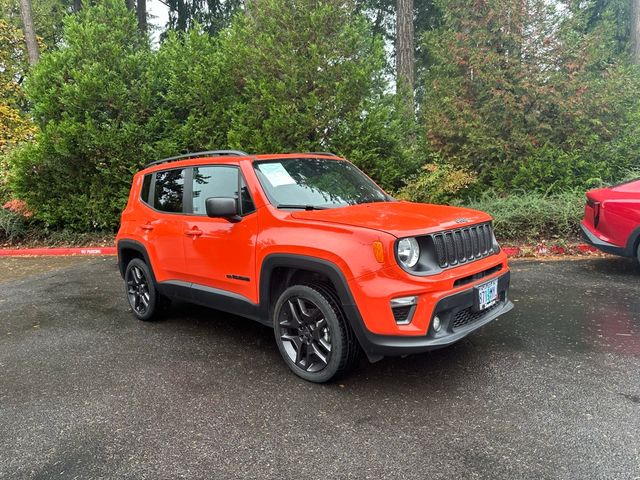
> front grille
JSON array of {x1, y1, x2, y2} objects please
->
[
  {"x1": 452, "y1": 301, "x2": 501, "y2": 330},
  {"x1": 431, "y1": 223, "x2": 496, "y2": 269}
]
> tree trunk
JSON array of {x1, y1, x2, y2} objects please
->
[
  {"x1": 19, "y1": 0, "x2": 39, "y2": 66},
  {"x1": 73, "y1": 0, "x2": 82, "y2": 12},
  {"x1": 396, "y1": 0, "x2": 415, "y2": 109},
  {"x1": 126, "y1": 0, "x2": 135, "y2": 11},
  {"x1": 137, "y1": 0, "x2": 147, "y2": 33},
  {"x1": 632, "y1": 0, "x2": 640, "y2": 65}
]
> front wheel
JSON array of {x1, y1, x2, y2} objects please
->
[{"x1": 273, "y1": 284, "x2": 360, "y2": 383}]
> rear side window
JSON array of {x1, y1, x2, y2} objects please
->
[
  {"x1": 192, "y1": 166, "x2": 255, "y2": 215},
  {"x1": 154, "y1": 169, "x2": 184, "y2": 213},
  {"x1": 140, "y1": 174, "x2": 152, "y2": 205}
]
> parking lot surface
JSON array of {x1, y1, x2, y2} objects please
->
[{"x1": 1, "y1": 256, "x2": 639, "y2": 479}]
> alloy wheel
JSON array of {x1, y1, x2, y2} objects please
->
[
  {"x1": 126, "y1": 265, "x2": 151, "y2": 315},
  {"x1": 278, "y1": 295, "x2": 332, "y2": 373}
]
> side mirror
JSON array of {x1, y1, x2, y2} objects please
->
[{"x1": 205, "y1": 197, "x2": 241, "y2": 222}]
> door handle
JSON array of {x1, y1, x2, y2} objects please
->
[
  {"x1": 184, "y1": 228, "x2": 203, "y2": 238},
  {"x1": 140, "y1": 223, "x2": 154, "y2": 232}
]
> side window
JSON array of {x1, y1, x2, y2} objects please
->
[
  {"x1": 154, "y1": 169, "x2": 184, "y2": 213},
  {"x1": 140, "y1": 174, "x2": 152, "y2": 205},
  {"x1": 192, "y1": 166, "x2": 255, "y2": 215}
]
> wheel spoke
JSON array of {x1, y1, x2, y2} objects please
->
[
  {"x1": 279, "y1": 317, "x2": 298, "y2": 329},
  {"x1": 304, "y1": 343, "x2": 312, "y2": 369},
  {"x1": 295, "y1": 341, "x2": 305, "y2": 365},
  {"x1": 132, "y1": 267, "x2": 142, "y2": 283},
  {"x1": 281, "y1": 333, "x2": 299, "y2": 344},
  {"x1": 287, "y1": 299, "x2": 302, "y2": 325},
  {"x1": 318, "y1": 337, "x2": 331, "y2": 352},
  {"x1": 311, "y1": 342, "x2": 328, "y2": 365}
]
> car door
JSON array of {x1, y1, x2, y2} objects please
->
[
  {"x1": 182, "y1": 164, "x2": 258, "y2": 303},
  {"x1": 138, "y1": 168, "x2": 188, "y2": 282}
]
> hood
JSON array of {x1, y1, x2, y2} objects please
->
[{"x1": 290, "y1": 201, "x2": 491, "y2": 238}]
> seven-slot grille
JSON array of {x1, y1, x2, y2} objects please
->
[{"x1": 431, "y1": 223, "x2": 495, "y2": 268}]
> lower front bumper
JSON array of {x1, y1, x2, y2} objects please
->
[
  {"x1": 580, "y1": 222, "x2": 627, "y2": 257},
  {"x1": 346, "y1": 272, "x2": 513, "y2": 359}
]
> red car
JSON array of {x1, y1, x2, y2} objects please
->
[
  {"x1": 581, "y1": 179, "x2": 640, "y2": 263},
  {"x1": 116, "y1": 151, "x2": 513, "y2": 382}
]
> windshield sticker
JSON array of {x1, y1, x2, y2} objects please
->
[{"x1": 259, "y1": 163, "x2": 296, "y2": 187}]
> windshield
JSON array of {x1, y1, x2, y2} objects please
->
[{"x1": 254, "y1": 158, "x2": 388, "y2": 209}]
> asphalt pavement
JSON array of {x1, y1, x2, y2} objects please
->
[{"x1": 0, "y1": 256, "x2": 639, "y2": 479}]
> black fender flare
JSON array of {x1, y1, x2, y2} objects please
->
[
  {"x1": 116, "y1": 239, "x2": 156, "y2": 283},
  {"x1": 258, "y1": 254, "x2": 371, "y2": 347}
]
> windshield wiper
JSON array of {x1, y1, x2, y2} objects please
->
[{"x1": 276, "y1": 204, "x2": 328, "y2": 210}]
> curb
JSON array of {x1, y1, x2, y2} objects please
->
[
  {"x1": 0, "y1": 244, "x2": 599, "y2": 258},
  {"x1": 0, "y1": 246, "x2": 117, "y2": 257}
]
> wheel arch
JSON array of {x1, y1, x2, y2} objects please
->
[
  {"x1": 259, "y1": 254, "x2": 358, "y2": 321},
  {"x1": 117, "y1": 239, "x2": 156, "y2": 282},
  {"x1": 258, "y1": 254, "x2": 380, "y2": 361},
  {"x1": 625, "y1": 226, "x2": 640, "y2": 257}
]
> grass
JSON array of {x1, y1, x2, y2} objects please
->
[
  {"x1": 461, "y1": 189, "x2": 585, "y2": 243},
  {"x1": 0, "y1": 210, "x2": 114, "y2": 248}
]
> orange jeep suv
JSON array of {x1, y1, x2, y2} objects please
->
[{"x1": 116, "y1": 151, "x2": 513, "y2": 382}]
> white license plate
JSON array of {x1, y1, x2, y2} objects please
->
[{"x1": 477, "y1": 279, "x2": 498, "y2": 310}]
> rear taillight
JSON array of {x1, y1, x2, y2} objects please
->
[
  {"x1": 593, "y1": 202, "x2": 601, "y2": 227},
  {"x1": 586, "y1": 197, "x2": 601, "y2": 227}
]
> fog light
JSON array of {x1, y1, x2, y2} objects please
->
[{"x1": 432, "y1": 315, "x2": 442, "y2": 332}]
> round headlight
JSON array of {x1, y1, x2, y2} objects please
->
[{"x1": 397, "y1": 237, "x2": 420, "y2": 268}]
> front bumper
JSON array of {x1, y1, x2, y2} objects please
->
[
  {"x1": 580, "y1": 222, "x2": 627, "y2": 257},
  {"x1": 346, "y1": 271, "x2": 513, "y2": 358}
]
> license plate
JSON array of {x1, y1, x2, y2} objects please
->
[{"x1": 477, "y1": 279, "x2": 498, "y2": 310}]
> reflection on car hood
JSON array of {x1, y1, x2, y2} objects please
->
[{"x1": 290, "y1": 201, "x2": 492, "y2": 237}]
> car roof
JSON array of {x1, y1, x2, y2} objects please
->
[{"x1": 140, "y1": 152, "x2": 343, "y2": 174}]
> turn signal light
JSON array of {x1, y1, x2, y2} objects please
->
[{"x1": 372, "y1": 241, "x2": 385, "y2": 263}]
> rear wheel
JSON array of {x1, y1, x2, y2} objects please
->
[
  {"x1": 124, "y1": 258, "x2": 165, "y2": 321},
  {"x1": 273, "y1": 284, "x2": 360, "y2": 383}
]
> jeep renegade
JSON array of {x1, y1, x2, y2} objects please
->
[{"x1": 116, "y1": 151, "x2": 513, "y2": 382}]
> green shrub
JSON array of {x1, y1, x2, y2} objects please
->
[
  {"x1": 9, "y1": 0, "x2": 416, "y2": 229},
  {"x1": 422, "y1": 0, "x2": 640, "y2": 194},
  {"x1": 218, "y1": 0, "x2": 417, "y2": 192},
  {"x1": 396, "y1": 155, "x2": 477, "y2": 204},
  {"x1": 144, "y1": 28, "x2": 232, "y2": 158},
  {"x1": 0, "y1": 208, "x2": 28, "y2": 242},
  {"x1": 462, "y1": 190, "x2": 585, "y2": 242},
  {"x1": 10, "y1": 0, "x2": 153, "y2": 230}
]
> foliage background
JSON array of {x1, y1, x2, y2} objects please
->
[{"x1": 1, "y1": 0, "x2": 639, "y2": 240}]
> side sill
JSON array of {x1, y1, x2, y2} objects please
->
[{"x1": 156, "y1": 280, "x2": 266, "y2": 325}]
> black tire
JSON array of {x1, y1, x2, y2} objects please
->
[
  {"x1": 273, "y1": 284, "x2": 360, "y2": 383},
  {"x1": 124, "y1": 258, "x2": 166, "y2": 321}
]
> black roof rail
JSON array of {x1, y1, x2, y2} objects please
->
[
  {"x1": 146, "y1": 150, "x2": 249, "y2": 168},
  {"x1": 304, "y1": 152, "x2": 340, "y2": 157}
]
